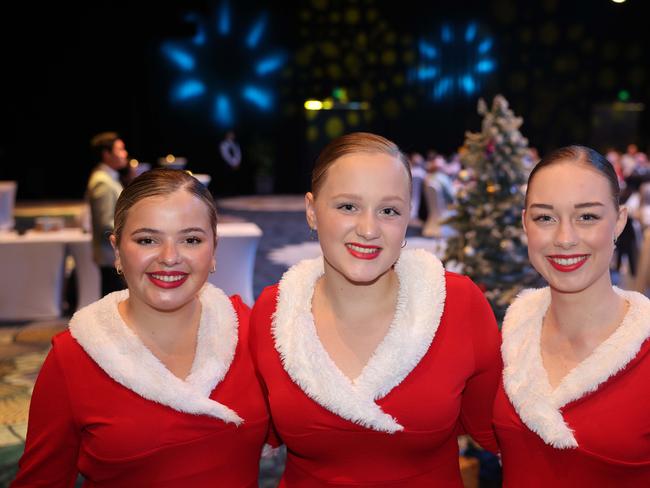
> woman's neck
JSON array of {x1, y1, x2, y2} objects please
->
[
  {"x1": 541, "y1": 278, "x2": 628, "y2": 389},
  {"x1": 546, "y1": 279, "x2": 625, "y2": 341},
  {"x1": 312, "y1": 262, "x2": 400, "y2": 381},
  {"x1": 119, "y1": 296, "x2": 202, "y2": 352},
  {"x1": 317, "y1": 265, "x2": 399, "y2": 324}
]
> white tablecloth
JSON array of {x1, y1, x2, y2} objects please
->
[
  {"x1": 209, "y1": 222, "x2": 263, "y2": 305},
  {"x1": 0, "y1": 229, "x2": 100, "y2": 321},
  {"x1": 0, "y1": 181, "x2": 16, "y2": 231},
  {"x1": 0, "y1": 222, "x2": 262, "y2": 320}
]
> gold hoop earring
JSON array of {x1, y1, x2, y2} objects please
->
[{"x1": 115, "y1": 266, "x2": 123, "y2": 276}]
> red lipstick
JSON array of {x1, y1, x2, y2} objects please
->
[
  {"x1": 346, "y1": 242, "x2": 381, "y2": 260},
  {"x1": 546, "y1": 254, "x2": 589, "y2": 272},
  {"x1": 146, "y1": 271, "x2": 189, "y2": 289}
]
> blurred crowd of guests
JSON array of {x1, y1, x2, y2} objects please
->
[
  {"x1": 407, "y1": 141, "x2": 650, "y2": 294},
  {"x1": 605, "y1": 144, "x2": 650, "y2": 292},
  {"x1": 408, "y1": 149, "x2": 461, "y2": 237},
  {"x1": 406, "y1": 146, "x2": 539, "y2": 238}
]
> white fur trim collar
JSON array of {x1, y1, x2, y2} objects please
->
[
  {"x1": 502, "y1": 286, "x2": 650, "y2": 448},
  {"x1": 272, "y1": 249, "x2": 446, "y2": 433},
  {"x1": 69, "y1": 284, "x2": 243, "y2": 424}
]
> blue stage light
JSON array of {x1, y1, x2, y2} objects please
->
[
  {"x1": 246, "y1": 15, "x2": 267, "y2": 48},
  {"x1": 219, "y1": 0, "x2": 231, "y2": 36},
  {"x1": 476, "y1": 59, "x2": 495, "y2": 73},
  {"x1": 478, "y1": 38, "x2": 493, "y2": 54},
  {"x1": 173, "y1": 80, "x2": 206, "y2": 101},
  {"x1": 460, "y1": 75, "x2": 476, "y2": 94},
  {"x1": 161, "y1": 44, "x2": 195, "y2": 71},
  {"x1": 161, "y1": 2, "x2": 286, "y2": 126},
  {"x1": 194, "y1": 27, "x2": 206, "y2": 46},
  {"x1": 242, "y1": 86, "x2": 272, "y2": 110},
  {"x1": 417, "y1": 66, "x2": 438, "y2": 80},
  {"x1": 433, "y1": 77, "x2": 453, "y2": 100},
  {"x1": 465, "y1": 23, "x2": 477, "y2": 43},
  {"x1": 255, "y1": 54, "x2": 286, "y2": 76},
  {"x1": 412, "y1": 21, "x2": 496, "y2": 101},
  {"x1": 419, "y1": 40, "x2": 438, "y2": 59},
  {"x1": 441, "y1": 24, "x2": 453, "y2": 43},
  {"x1": 184, "y1": 13, "x2": 206, "y2": 46},
  {"x1": 215, "y1": 94, "x2": 234, "y2": 125}
]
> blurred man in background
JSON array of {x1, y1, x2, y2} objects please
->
[{"x1": 86, "y1": 132, "x2": 128, "y2": 295}]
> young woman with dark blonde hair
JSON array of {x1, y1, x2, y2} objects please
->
[
  {"x1": 250, "y1": 132, "x2": 501, "y2": 487},
  {"x1": 13, "y1": 169, "x2": 269, "y2": 487},
  {"x1": 494, "y1": 146, "x2": 650, "y2": 486}
]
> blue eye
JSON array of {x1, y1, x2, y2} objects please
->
[
  {"x1": 337, "y1": 203, "x2": 356, "y2": 212},
  {"x1": 381, "y1": 207, "x2": 400, "y2": 216},
  {"x1": 532, "y1": 214, "x2": 553, "y2": 223},
  {"x1": 579, "y1": 213, "x2": 601, "y2": 222}
]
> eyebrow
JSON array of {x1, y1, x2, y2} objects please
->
[
  {"x1": 574, "y1": 202, "x2": 605, "y2": 209},
  {"x1": 331, "y1": 193, "x2": 408, "y2": 204},
  {"x1": 528, "y1": 202, "x2": 605, "y2": 210},
  {"x1": 130, "y1": 227, "x2": 208, "y2": 235}
]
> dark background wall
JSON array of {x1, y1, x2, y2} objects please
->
[{"x1": 1, "y1": 0, "x2": 648, "y2": 199}]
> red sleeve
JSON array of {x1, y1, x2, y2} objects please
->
[
  {"x1": 12, "y1": 343, "x2": 80, "y2": 487},
  {"x1": 229, "y1": 294, "x2": 251, "y2": 327},
  {"x1": 457, "y1": 278, "x2": 502, "y2": 454},
  {"x1": 231, "y1": 293, "x2": 284, "y2": 447},
  {"x1": 249, "y1": 286, "x2": 283, "y2": 448}
]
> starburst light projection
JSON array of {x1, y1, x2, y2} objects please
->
[
  {"x1": 409, "y1": 21, "x2": 496, "y2": 101},
  {"x1": 161, "y1": 1, "x2": 287, "y2": 126}
]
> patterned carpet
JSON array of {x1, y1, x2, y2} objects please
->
[
  {"x1": 0, "y1": 195, "x2": 450, "y2": 486},
  {"x1": 0, "y1": 321, "x2": 67, "y2": 485}
]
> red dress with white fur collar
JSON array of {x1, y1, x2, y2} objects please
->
[
  {"x1": 12, "y1": 285, "x2": 269, "y2": 487},
  {"x1": 494, "y1": 287, "x2": 650, "y2": 487},
  {"x1": 250, "y1": 250, "x2": 501, "y2": 487}
]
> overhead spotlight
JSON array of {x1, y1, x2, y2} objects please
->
[{"x1": 304, "y1": 100, "x2": 323, "y2": 110}]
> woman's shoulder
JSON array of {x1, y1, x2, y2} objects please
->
[
  {"x1": 502, "y1": 287, "x2": 550, "y2": 333},
  {"x1": 254, "y1": 257, "x2": 322, "y2": 313},
  {"x1": 227, "y1": 293, "x2": 246, "y2": 314},
  {"x1": 257, "y1": 284, "x2": 280, "y2": 303},
  {"x1": 442, "y1": 271, "x2": 495, "y2": 314},
  {"x1": 443, "y1": 270, "x2": 479, "y2": 291},
  {"x1": 51, "y1": 328, "x2": 79, "y2": 354},
  {"x1": 251, "y1": 284, "x2": 280, "y2": 315},
  {"x1": 48, "y1": 328, "x2": 98, "y2": 375}
]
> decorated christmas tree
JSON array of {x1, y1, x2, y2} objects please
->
[{"x1": 444, "y1": 95, "x2": 538, "y2": 322}]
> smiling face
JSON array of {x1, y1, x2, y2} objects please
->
[
  {"x1": 111, "y1": 190, "x2": 216, "y2": 314},
  {"x1": 306, "y1": 151, "x2": 411, "y2": 286},
  {"x1": 523, "y1": 161, "x2": 627, "y2": 294}
]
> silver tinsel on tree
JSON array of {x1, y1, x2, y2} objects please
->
[{"x1": 444, "y1": 95, "x2": 539, "y2": 322}]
